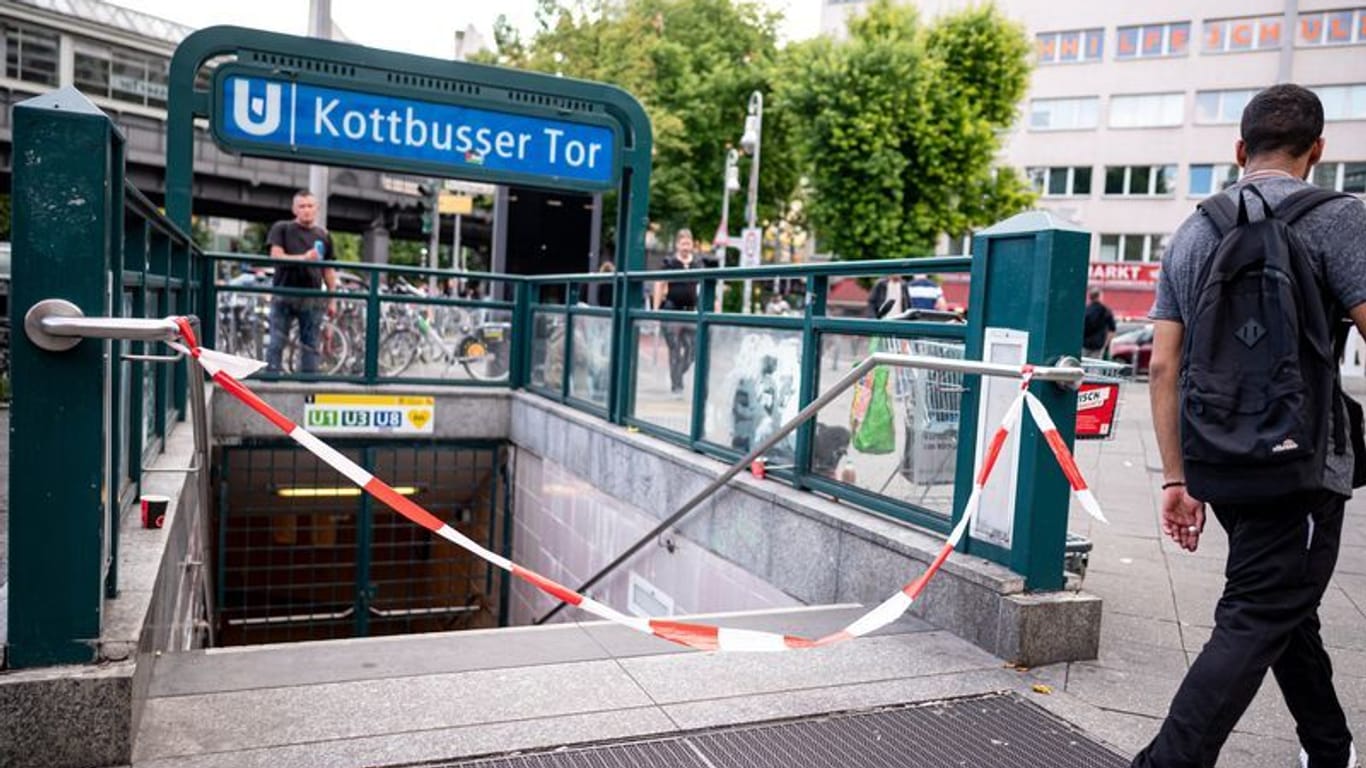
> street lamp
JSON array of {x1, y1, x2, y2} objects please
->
[
  {"x1": 739, "y1": 91, "x2": 762, "y2": 314},
  {"x1": 715, "y1": 148, "x2": 741, "y2": 265}
]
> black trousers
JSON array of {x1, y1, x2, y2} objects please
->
[
  {"x1": 1132, "y1": 490, "x2": 1352, "y2": 768},
  {"x1": 662, "y1": 303, "x2": 696, "y2": 391}
]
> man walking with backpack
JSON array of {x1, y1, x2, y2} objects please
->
[{"x1": 1134, "y1": 85, "x2": 1366, "y2": 768}]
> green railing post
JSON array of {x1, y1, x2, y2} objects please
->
[
  {"x1": 688, "y1": 279, "x2": 716, "y2": 444},
  {"x1": 9, "y1": 89, "x2": 120, "y2": 667},
  {"x1": 510, "y1": 281, "x2": 533, "y2": 389},
  {"x1": 793, "y1": 275, "x2": 828, "y2": 489},
  {"x1": 365, "y1": 273, "x2": 381, "y2": 383},
  {"x1": 610, "y1": 272, "x2": 634, "y2": 424},
  {"x1": 951, "y1": 212, "x2": 1089, "y2": 591},
  {"x1": 560, "y1": 282, "x2": 575, "y2": 402}
]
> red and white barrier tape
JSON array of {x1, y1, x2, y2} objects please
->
[{"x1": 170, "y1": 320, "x2": 1104, "y2": 652}]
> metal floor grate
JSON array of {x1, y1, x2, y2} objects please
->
[{"x1": 434, "y1": 693, "x2": 1128, "y2": 768}]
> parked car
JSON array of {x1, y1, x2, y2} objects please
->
[{"x1": 1109, "y1": 324, "x2": 1154, "y2": 376}]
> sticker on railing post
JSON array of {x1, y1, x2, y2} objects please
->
[{"x1": 169, "y1": 319, "x2": 1105, "y2": 652}]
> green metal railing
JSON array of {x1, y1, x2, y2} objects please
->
[
  {"x1": 9, "y1": 89, "x2": 1088, "y2": 671},
  {"x1": 9, "y1": 88, "x2": 206, "y2": 667}
]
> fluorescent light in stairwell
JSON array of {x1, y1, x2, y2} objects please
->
[{"x1": 275, "y1": 486, "x2": 421, "y2": 498}]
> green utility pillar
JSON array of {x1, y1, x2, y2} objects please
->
[
  {"x1": 952, "y1": 211, "x2": 1090, "y2": 591},
  {"x1": 9, "y1": 89, "x2": 122, "y2": 667}
]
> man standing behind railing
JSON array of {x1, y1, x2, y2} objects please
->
[
  {"x1": 652, "y1": 229, "x2": 699, "y2": 395},
  {"x1": 264, "y1": 190, "x2": 336, "y2": 374}
]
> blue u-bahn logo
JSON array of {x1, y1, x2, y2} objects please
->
[{"x1": 228, "y1": 78, "x2": 285, "y2": 139}]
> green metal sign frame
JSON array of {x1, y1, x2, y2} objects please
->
[
  {"x1": 207, "y1": 63, "x2": 625, "y2": 194},
  {"x1": 166, "y1": 26, "x2": 652, "y2": 269}
]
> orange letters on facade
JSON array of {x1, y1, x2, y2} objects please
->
[{"x1": 1259, "y1": 21, "x2": 1281, "y2": 46}]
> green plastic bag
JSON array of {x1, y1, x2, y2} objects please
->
[{"x1": 850, "y1": 363, "x2": 896, "y2": 455}]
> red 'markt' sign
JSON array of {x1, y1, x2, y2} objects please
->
[
  {"x1": 1075, "y1": 381, "x2": 1121, "y2": 440},
  {"x1": 1089, "y1": 263, "x2": 1161, "y2": 284}
]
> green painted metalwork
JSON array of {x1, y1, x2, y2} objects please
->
[
  {"x1": 166, "y1": 25, "x2": 653, "y2": 272},
  {"x1": 10, "y1": 88, "x2": 205, "y2": 668},
  {"x1": 215, "y1": 439, "x2": 510, "y2": 645},
  {"x1": 206, "y1": 63, "x2": 625, "y2": 194},
  {"x1": 951, "y1": 213, "x2": 1090, "y2": 590}
]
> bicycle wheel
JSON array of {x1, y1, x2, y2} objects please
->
[
  {"x1": 284, "y1": 319, "x2": 349, "y2": 375},
  {"x1": 378, "y1": 329, "x2": 421, "y2": 377},
  {"x1": 456, "y1": 334, "x2": 507, "y2": 381}
]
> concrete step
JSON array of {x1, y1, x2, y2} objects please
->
[{"x1": 132, "y1": 604, "x2": 1060, "y2": 768}]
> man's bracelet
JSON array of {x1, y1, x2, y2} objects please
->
[{"x1": 1161, "y1": 480, "x2": 1186, "y2": 490}]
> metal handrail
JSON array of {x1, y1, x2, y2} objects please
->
[
  {"x1": 23, "y1": 299, "x2": 216, "y2": 644},
  {"x1": 533, "y1": 351, "x2": 1085, "y2": 625}
]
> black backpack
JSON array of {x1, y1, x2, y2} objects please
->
[{"x1": 1181, "y1": 185, "x2": 1355, "y2": 504}]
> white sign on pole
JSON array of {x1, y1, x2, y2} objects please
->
[
  {"x1": 970, "y1": 327, "x2": 1028, "y2": 548},
  {"x1": 740, "y1": 226, "x2": 762, "y2": 268}
]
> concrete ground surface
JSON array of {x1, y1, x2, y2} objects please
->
[
  {"x1": 1050, "y1": 380, "x2": 1366, "y2": 767},
  {"x1": 131, "y1": 379, "x2": 1366, "y2": 768}
]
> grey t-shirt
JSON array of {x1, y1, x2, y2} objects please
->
[{"x1": 1150, "y1": 176, "x2": 1366, "y2": 496}]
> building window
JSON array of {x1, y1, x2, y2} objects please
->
[
  {"x1": 1036, "y1": 28, "x2": 1104, "y2": 64},
  {"x1": 1203, "y1": 15, "x2": 1285, "y2": 53},
  {"x1": 3, "y1": 21, "x2": 59, "y2": 86},
  {"x1": 1116, "y1": 22, "x2": 1192, "y2": 59},
  {"x1": 1027, "y1": 166, "x2": 1093, "y2": 197},
  {"x1": 1105, "y1": 165, "x2": 1178, "y2": 196},
  {"x1": 1099, "y1": 234, "x2": 1166, "y2": 263},
  {"x1": 1313, "y1": 162, "x2": 1366, "y2": 194},
  {"x1": 1297, "y1": 9, "x2": 1366, "y2": 46},
  {"x1": 1194, "y1": 89, "x2": 1258, "y2": 124},
  {"x1": 1188, "y1": 164, "x2": 1241, "y2": 196},
  {"x1": 73, "y1": 39, "x2": 169, "y2": 108},
  {"x1": 1028, "y1": 97, "x2": 1100, "y2": 131},
  {"x1": 1312, "y1": 84, "x2": 1366, "y2": 121},
  {"x1": 1109, "y1": 93, "x2": 1184, "y2": 128}
]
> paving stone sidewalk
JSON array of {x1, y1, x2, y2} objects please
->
[{"x1": 1032, "y1": 381, "x2": 1366, "y2": 767}]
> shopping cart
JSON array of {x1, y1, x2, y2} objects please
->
[{"x1": 872, "y1": 336, "x2": 966, "y2": 503}]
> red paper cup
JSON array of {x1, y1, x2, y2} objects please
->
[{"x1": 140, "y1": 495, "x2": 169, "y2": 529}]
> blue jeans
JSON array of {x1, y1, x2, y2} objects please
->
[{"x1": 265, "y1": 297, "x2": 321, "y2": 373}]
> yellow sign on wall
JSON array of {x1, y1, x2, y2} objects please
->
[
  {"x1": 304, "y1": 394, "x2": 435, "y2": 434},
  {"x1": 438, "y1": 193, "x2": 474, "y2": 215}
]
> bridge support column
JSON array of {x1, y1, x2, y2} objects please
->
[{"x1": 363, "y1": 219, "x2": 390, "y2": 265}]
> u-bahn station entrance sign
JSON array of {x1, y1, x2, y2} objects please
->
[
  {"x1": 215, "y1": 71, "x2": 620, "y2": 192},
  {"x1": 165, "y1": 26, "x2": 653, "y2": 270}
]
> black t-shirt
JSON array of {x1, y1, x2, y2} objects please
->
[
  {"x1": 267, "y1": 220, "x2": 333, "y2": 289},
  {"x1": 661, "y1": 257, "x2": 697, "y2": 309},
  {"x1": 1082, "y1": 300, "x2": 1116, "y2": 349}
]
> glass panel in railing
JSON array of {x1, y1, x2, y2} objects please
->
[
  {"x1": 631, "y1": 319, "x2": 694, "y2": 436},
  {"x1": 567, "y1": 314, "x2": 613, "y2": 407},
  {"x1": 377, "y1": 301, "x2": 512, "y2": 382},
  {"x1": 825, "y1": 272, "x2": 968, "y2": 320},
  {"x1": 217, "y1": 290, "x2": 366, "y2": 377},
  {"x1": 814, "y1": 334, "x2": 967, "y2": 518},
  {"x1": 701, "y1": 325, "x2": 803, "y2": 467},
  {"x1": 527, "y1": 311, "x2": 565, "y2": 391}
]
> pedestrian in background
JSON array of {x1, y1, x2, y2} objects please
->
[
  {"x1": 907, "y1": 273, "x2": 948, "y2": 311},
  {"x1": 264, "y1": 190, "x2": 335, "y2": 374},
  {"x1": 867, "y1": 274, "x2": 909, "y2": 318},
  {"x1": 1082, "y1": 286, "x2": 1116, "y2": 359},
  {"x1": 652, "y1": 229, "x2": 699, "y2": 395},
  {"x1": 1134, "y1": 84, "x2": 1366, "y2": 768}
]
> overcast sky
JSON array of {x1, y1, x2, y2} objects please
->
[{"x1": 108, "y1": 0, "x2": 823, "y2": 58}]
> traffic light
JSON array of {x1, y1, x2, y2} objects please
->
[{"x1": 417, "y1": 183, "x2": 439, "y2": 235}]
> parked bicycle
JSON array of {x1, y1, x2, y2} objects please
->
[
  {"x1": 215, "y1": 269, "x2": 351, "y2": 375},
  {"x1": 378, "y1": 278, "x2": 508, "y2": 380}
]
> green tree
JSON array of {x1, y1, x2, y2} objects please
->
[
  {"x1": 778, "y1": 1, "x2": 1034, "y2": 260},
  {"x1": 488, "y1": 0, "x2": 800, "y2": 245}
]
